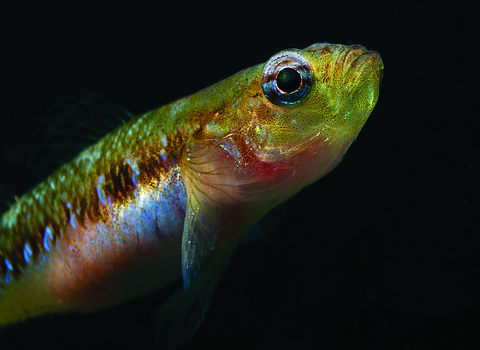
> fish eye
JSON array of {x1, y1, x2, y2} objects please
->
[
  {"x1": 277, "y1": 68, "x2": 302, "y2": 93},
  {"x1": 261, "y1": 50, "x2": 313, "y2": 107}
]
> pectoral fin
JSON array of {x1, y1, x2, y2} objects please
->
[
  {"x1": 154, "y1": 236, "x2": 237, "y2": 349},
  {"x1": 181, "y1": 189, "x2": 220, "y2": 290},
  {"x1": 154, "y1": 147, "x2": 239, "y2": 348}
]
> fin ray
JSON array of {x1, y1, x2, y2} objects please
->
[{"x1": 154, "y1": 243, "x2": 237, "y2": 349}]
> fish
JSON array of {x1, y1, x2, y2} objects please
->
[{"x1": 0, "y1": 43, "x2": 383, "y2": 347}]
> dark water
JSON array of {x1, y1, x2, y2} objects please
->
[{"x1": 1, "y1": 2, "x2": 478, "y2": 349}]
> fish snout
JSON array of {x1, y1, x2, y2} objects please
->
[{"x1": 349, "y1": 50, "x2": 384, "y2": 82}]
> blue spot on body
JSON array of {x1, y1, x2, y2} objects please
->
[
  {"x1": 43, "y1": 234, "x2": 50, "y2": 251},
  {"x1": 24, "y1": 243, "x2": 33, "y2": 256},
  {"x1": 45, "y1": 226, "x2": 53, "y2": 240},
  {"x1": 4, "y1": 259, "x2": 13, "y2": 271},
  {"x1": 70, "y1": 214, "x2": 76, "y2": 229},
  {"x1": 97, "y1": 185, "x2": 107, "y2": 205}
]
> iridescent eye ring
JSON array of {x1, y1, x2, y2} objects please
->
[{"x1": 261, "y1": 50, "x2": 314, "y2": 106}]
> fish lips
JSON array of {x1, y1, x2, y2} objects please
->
[{"x1": 349, "y1": 50, "x2": 384, "y2": 86}]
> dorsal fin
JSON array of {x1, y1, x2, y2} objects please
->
[
  {"x1": 0, "y1": 183, "x2": 17, "y2": 214},
  {"x1": 26, "y1": 93, "x2": 133, "y2": 174}
]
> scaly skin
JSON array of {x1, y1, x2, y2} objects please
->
[{"x1": 0, "y1": 43, "x2": 383, "y2": 326}]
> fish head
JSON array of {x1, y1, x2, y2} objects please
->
[
  {"x1": 245, "y1": 43, "x2": 383, "y2": 192},
  {"x1": 253, "y1": 43, "x2": 383, "y2": 158},
  {"x1": 189, "y1": 43, "x2": 383, "y2": 205}
]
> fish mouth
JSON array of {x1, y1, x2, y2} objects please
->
[
  {"x1": 332, "y1": 44, "x2": 383, "y2": 83},
  {"x1": 304, "y1": 43, "x2": 383, "y2": 141},
  {"x1": 303, "y1": 42, "x2": 383, "y2": 84},
  {"x1": 349, "y1": 48, "x2": 384, "y2": 81}
]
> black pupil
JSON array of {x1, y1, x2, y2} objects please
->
[{"x1": 276, "y1": 68, "x2": 302, "y2": 93}]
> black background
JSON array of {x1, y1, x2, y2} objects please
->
[{"x1": 0, "y1": 2, "x2": 478, "y2": 349}]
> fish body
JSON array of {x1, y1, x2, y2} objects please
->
[{"x1": 0, "y1": 43, "x2": 383, "y2": 342}]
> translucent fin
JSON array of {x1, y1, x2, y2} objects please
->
[
  {"x1": 153, "y1": 175, "x2": 239, "y2": 348},
  {"x1": 154, "y1": 243, "x2": 237, "y2": 349},
  {"x1": 26, "y1": 93, "x2": 133, "y2": 173},
  {"x1": 181, "y1": 190, "x2": 221, "y2": 289},
  {"x1": 0, "y1": 183, "x2": 16, "y2": 213},
  {"x1": 152, "y1": 137, "x2": 245, "y2": 347}
]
